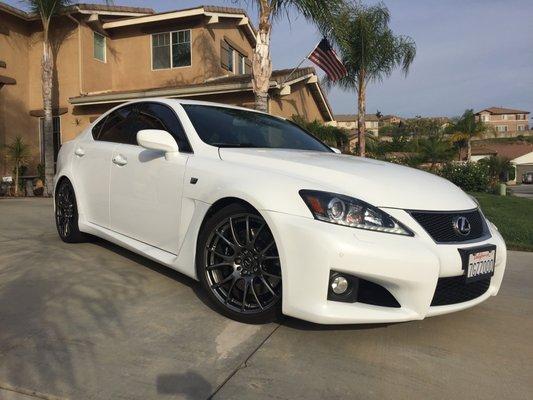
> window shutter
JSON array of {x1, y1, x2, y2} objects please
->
[
  {"x1": 221, "y1": 41, "x2": 230, "y2": 70},
  {"x1": 245, "y1": 58, "x2": 252, "y2": 74}
]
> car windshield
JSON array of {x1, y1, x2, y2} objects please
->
[{"x1": 182, "y1": 104, "x2": 332, "y2": 152}]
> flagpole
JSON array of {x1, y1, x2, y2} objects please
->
[{"x1": 279, "y1": 46, "x2": 316, "y2": 86}]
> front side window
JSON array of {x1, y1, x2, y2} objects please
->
[
  {"x1": 182, "y1": 104, "x2": 331, "y2": 152},
  {"x1": 93, "y1": 32, "x2": 106, "y2": 62},
  {"x1": 152, "y1": 30, "x2": 191, "y2": 70},
  {"x1": 97, "y1": 106, "x2": 135, "y2": 144}
]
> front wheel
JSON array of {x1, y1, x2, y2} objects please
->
[
  {"x1": 197, "y1": 204, "x2": 282, "y2": 324},
  {"x1": 55, "y1": 179, "x2": 87, "y2": 243}
]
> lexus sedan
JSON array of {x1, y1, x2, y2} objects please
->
[{"x1": 54, "y1": 99, "x2": 507, "y2": 324}]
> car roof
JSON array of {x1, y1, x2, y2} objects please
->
[{"x1": 124, "y1": 97, "x2": 282, "y2": 119}]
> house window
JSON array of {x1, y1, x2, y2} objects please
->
[
  {"x1": 221, "y1": 40, "x2": 250, "y2": 74},
  {"x1": 39, "y1": 116, "x2": 61, "y2": 162},
  {"x1": 93, "y1": 32, "x2": 106, "y2": 62},
  {"x1": 481, "y1": 115, "x2": 489, "y2": 122},
  {"x1": 496, "y1": 125, "x2": 508, "y2": 132},
  {"x1": 238, "y1": 53, "x2": 247, "y2": 74},
  {"x1": 517, "y1": 125, "x2": 526, "y2": 131},
  {"x1": 152, "y1": 30, "x2": 191, "y2": 70}
]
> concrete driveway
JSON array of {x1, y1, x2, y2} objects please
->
[
  {"x1": 510, "y1": 184, "x2": 533, "y2": 199},
  {"x1": 0, "y1": 198, "x2": 532, "y2": 400}
]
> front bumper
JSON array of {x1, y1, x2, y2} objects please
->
[{"x1": 263, "y1": 208, "x2": 507, "y2": 325}]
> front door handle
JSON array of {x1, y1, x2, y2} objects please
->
[
  {"x1": 112, "y1": 154, "x2": 128, "y2": 166},
  {"x1": 74, "y1": 147, "x2": 85, "y2": 157}
]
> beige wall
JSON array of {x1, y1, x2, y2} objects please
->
[
  {"x1": 80, "y1": 18, "x2": 254, "y2": 94},
  {"x1": 0, "y1": 12, "x2": 34, "y2": 175},
  {"x1": 270, "y1": 81, "x2": 326, "y2": 123}
]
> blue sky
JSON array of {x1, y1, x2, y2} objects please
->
[{"x1": 7, "y1": 0, "x2": 533, "y2": 119}]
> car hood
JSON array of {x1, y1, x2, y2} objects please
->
[{"x1": 218, "y1": 148, "x2": 476, "y2": 211}]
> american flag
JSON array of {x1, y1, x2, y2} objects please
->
[{"x1": 308, "y1": 38, "x2": 347, "y2": 82}]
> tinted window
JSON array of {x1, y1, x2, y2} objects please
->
[
  {"x1": 91, "y1": 115, "x2": 108, "y2": 139},
  {"x1": 140, "y1": 103, "x2": 192, "y2": 152},
  {"x1": 97, "y1": 106, "x2": 134, "y2": 144},
  {"x1": 182, "y1": 105, "x2": 331, "y2": 152}
]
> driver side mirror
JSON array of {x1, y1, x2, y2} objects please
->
[
  {"x1": 137, "y1": 129, "x2": 179, "y2": 154},
  {"x1": 330, "y1": 147, "x2": 342, "y2": 154}
]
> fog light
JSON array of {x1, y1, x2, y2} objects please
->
[{"x1": 331, "y1": 276, "x2": 349, "y2": 294}]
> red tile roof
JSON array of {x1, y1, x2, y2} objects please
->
[
  {"x1": 472, "y1": 142, "x2": 533, "y2": 160},
  {"x1": 476, "y1": 107, "x2": 530, "y2": 115}
]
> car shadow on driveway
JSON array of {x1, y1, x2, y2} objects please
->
[
  {"x1": 94, "y1": 238, "x2": 393, "y2": 333},
  {"x1": 92, "y1": 238, "x2": 220, "y2": 316}
]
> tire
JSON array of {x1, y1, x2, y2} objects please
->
[
  {"x1": 55, "y1": 179, "x2": 87, "y2": 243},
  {"x1": 197, "y1": 203, "x2": 282, "y2": 324}
]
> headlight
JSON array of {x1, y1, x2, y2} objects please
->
[{"x1": 299, "y1": 190, "x2": 414, "y2": 236}]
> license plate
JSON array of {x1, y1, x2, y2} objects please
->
[{"x1": 459, "y1": 245, "x2": 496, "y2": 283}]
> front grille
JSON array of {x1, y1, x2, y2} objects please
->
[
  {"x1": 410, "y1": 209, "x2": 488, "y2": 243},
  {"x1": 431, "y1": 276, "x2": 491, "y2": 306}
]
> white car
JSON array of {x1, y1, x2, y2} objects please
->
[{"x1": 54, "y1": 99, "x2": 507, "y2": 324}]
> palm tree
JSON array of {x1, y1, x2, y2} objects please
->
[
  {"x1": 447, "y1": 109, "x2": 492, "y2": 161},
  {"x1": 4, "y1": 137, "x2": 30, "y2": 196},
  {"x1": 479, "y1": 155, "x2": 513, "y2": 186},
  {"x1": 417, "y1": 134, "x2": 455, "y2": 171},
  {"x1": 237, "y1": 0, "x2": 342, "y2": 112},
  {"x1": 26, "y1": 0, "x2": 70, "y2": 196},
  {"x1": 327, "y1": 2, "x2": 416, "y2": 157}
]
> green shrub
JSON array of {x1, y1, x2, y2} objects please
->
[{"x1": 439, "y1": 162, "x2": 490, "y2": 192}]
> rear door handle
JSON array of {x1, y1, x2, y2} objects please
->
[
  {"x1": 112, "y1": 154, "x2": 128, "y2": 166},
  {"x1": 74, "y1": 147, "x2": 85, "y2": 157}
]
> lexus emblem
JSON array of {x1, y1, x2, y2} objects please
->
[{"x1": 453, "y1": 216, "x2": 471, "y2": 236}]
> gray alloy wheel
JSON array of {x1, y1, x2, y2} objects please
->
[
  {"x1": 198, "y1": 204, "x2": 282, "y2": 323},
  {"x1": 55, "y1": 179, "x2": 86, "y2": 243}
]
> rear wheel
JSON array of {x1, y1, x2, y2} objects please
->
[
  {"x1": 55, "y1": 179, "x2": 86, "y2": 243},
  {"x1": 197, "y1": 203, "x2": 282, "y2": 324}
]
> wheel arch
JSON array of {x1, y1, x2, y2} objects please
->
[{"x1": 191, "y1": 195, "x2": 285, "y2": 280}]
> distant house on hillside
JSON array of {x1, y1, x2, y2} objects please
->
[
  {"x1": 475, "y1": 107, "x2": 530, "y2": 134},
  {"x1": 332, "y1": 114, "x2": 380, "y2": 136},
  {"x1": 471, "y1": 142, "x2": 533, "y2": 184},
  {"x1": 380, "y1": 115, "x2": 403, "y2": 126}
]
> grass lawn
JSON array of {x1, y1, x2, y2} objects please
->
[{"x1": 472, "y1": 192, "x2": 533, "y2": 252}]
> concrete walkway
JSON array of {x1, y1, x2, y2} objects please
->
[{"x1": 0, "y1": 198, "x2": 532, "y2": 400}]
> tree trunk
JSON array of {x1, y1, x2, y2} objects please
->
[
  {"x1": 252, "y1": 4, "x2": 272, "y2": 113},
  {"x1": 42, "y1": 34, "x2": 55, "y2": 197},
  {"x1": 357, "y1": 74, "x2": 367, "y2": 157},
  {"x1": 14, "y1": 163, "x2": 19, "y2": 197},
  {"x1": 467, "y1": 139, "x2": 472, "y2": 161}
]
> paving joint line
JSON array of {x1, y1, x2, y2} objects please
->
[
  {"x1": 0, "y1": 383, "x2": 67, "y2": 400},
  {"x1": 207, "y1": 322, "x2": 282, "y2": 399}
]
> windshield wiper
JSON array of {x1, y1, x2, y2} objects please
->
[{"x1": 211, "y1": 143, "x2": 260, "y2": 148}]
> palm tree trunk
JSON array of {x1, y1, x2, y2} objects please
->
[
  {"x1": 42, "y1": 30, "x2": 55, "y2": 197},
  {"x1": 14, "y1": 163, "x2": 19, "y2": 197},
  {"x1": 252, "y1": 2, "x2": 272, "y2": 113},
  {"x1": 467, "y1": 139, "x2": 472, "y2": 161},
  {"x1": 357, "y1": 73, "x2": 366, "y2": 157}
]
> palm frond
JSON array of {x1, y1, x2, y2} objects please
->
[{"x1": 25, "y1": 0, "x2": 70, "y2": 20}]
